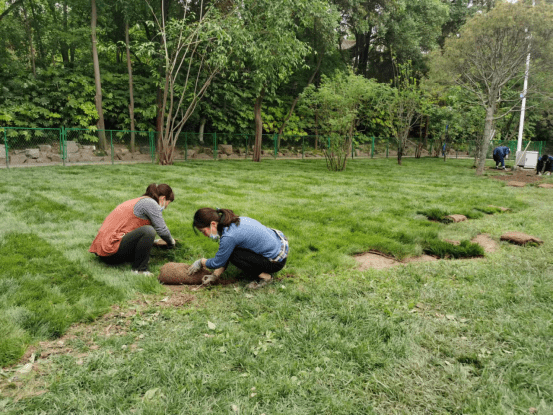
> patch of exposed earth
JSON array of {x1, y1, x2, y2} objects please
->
[{"x1": 354, "y1": 234, "x2": 499, "y2": 270}]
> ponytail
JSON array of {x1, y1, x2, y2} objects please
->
[{"x1": 143, "y1": 183, "x2": 175, "y2": 203}]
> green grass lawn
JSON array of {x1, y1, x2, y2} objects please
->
[{"x1": 1, "y1": 158, "x2": 552, "y2": 414}]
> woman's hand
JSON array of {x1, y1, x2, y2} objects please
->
[{"x1": 188, "y1": 259, "x2": 204, "y2": 275}]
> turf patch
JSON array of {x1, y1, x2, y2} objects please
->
[{"x1": 0, "y1": 233, "x2": 124, "y2": 366}]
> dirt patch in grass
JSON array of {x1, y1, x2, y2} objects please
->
[
  {"x1": 354, "y1": 250, "x2": 438, "y2": 270},
  {"x1": 489, "y1": 168, "x2": 543, "y2": 184},
  {"x1": 471, "y1": 234, "x2": 499, "y2": 253}
]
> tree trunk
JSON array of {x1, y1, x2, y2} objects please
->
[
  {"x1": 125, "y1": 22, "x2": 136, "y2": 153},
  {"x1": 199, "y1": 118, "x2": 206, "y2": 143},
  {"x1": 253, "y1": 89, "x2": 264, "y2": 162},
  {"x1": 476, "y1": 103, "x2": 497, "y2": 175},
  {"x1": 60, "y1": 1, "x2": 69, "y2": 64},
  {"x1": 277, "y1": 51, "x2": 324, "y2": 142},
  {"x1": 91, "y1": 0, "x2": 107, "y2": 150}
]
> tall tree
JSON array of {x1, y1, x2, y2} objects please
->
[
  {"x1": 430, "y1": 1, "x2": 553, "y2": 175},
  {"x1": 145, "y1": 0, "x2": 234, "y2": 164},
  {"x1": 91, "y1": 0, "x2": 107, "y2": 150}
]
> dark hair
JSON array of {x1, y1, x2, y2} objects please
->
[
  {"x1": 193, "y1": 208, "x2": 240, "y2": 234},
  {"x1": 143, "y1": 183, "x2": 174, "y2": 203}
]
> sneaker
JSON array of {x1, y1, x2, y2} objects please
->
[
  {"x1": 132, "y1": 270, "x2": 153, "y2": 276},
  {"x1": 547, "y1": 172, "x2": 551, "y2": 176},
  {"x1": 538, "y1": 172, "x2": 542, "y2": 176}
]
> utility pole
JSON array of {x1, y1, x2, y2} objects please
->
[{"x1": 516, "y1": 0, "x2": 535, "y2": 154}]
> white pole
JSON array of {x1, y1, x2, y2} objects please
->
[{"x1": 516, "y1": 0, "x2": 535, "y2": 153}]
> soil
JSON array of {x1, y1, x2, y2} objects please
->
[
  {"x1": 354, "y1": 234, "x2": 499, "y2": 270},
  {"x1": 354, "y1": 250, "x2": 438, "y2": 271},
  {"x1": 489, "y1": 168, "x2": 544, "y2": 184},
  {"x1": 471, "y1": 234, "x2": 499, "y2": 253}
]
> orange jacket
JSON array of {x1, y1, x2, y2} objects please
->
[{"x1": 89, "y1": 197, "x2": 151, "y2": 256}]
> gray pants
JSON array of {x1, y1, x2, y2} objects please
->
[{"x1": 100, "y1": 226, "x2": 156, "y2": 271}]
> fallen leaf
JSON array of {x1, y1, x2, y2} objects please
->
[
  {"x1": 207, "y1": 321, "x2": 216, "y2": 330},
  {"x1": 17, "y1": 364, "x2": 33, "y2": 374},
  {"x1": 231, "y1": 404, "x2": 239, "y2": 412},
  {"x1": 160, "y1": 297, "x2": 169, "y2": 302},
  {"x1": 446, "y1": 314, "x2": 455, "y2": 320}
]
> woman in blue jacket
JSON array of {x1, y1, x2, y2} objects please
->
[{"x1": 188, "y1": 208, "x2": 288, "y2": 288}]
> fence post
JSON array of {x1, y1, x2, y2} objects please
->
[
  {"x1": 148, "y1": 131, "x2": 155, "y2": 163},
  {"x1": 429, "y1": 140, "x2": 433, "y2": 156},
  {"x1": 3, "y1": 127, "x2": 8, "y2": 169},
  {"x1": 328, "y1": 136, "x2": 331, "y2": 150},
  {"x1": 213, "y1": 132, "x2": 217, "y2": 160},
  {"x1": 60, "y1": 127, "x2": 66, "y2": 167},
  {"x1": 110, "y1": 130, "x2": 114, "y2": 165},
  {"x1": 371, "y1": 136, "x2": 375, "y2": 159},
  {"x1": 274, "y1": 133, "x2": 278, "y2": 159},
  {"x1": 386, "y1": 139, "x2": 389, "y2": 158},
  {"x1": 302, "y1": 137, "x2": 305, "y2": 160}
]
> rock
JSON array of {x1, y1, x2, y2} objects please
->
[
  {"x1": 507, "y1": 181, "x2": 526, "y2": 187},
  {"x1": 25, "y1": 148, "x2": 40, "y2": 159},
  {"x1": 443, "y1": 214, "x2": 467, "y2": 223},
  {"x1": 47, "y1": 154, "x2": 63, "y2": 163},
  {"x1": 219, "y1": 144, "x2": 233, "y2": 155},
  {"x1": 537, "y1": 183, "x2": 553, "y2": 189},
  {"x1": 196, "y1": 153, "x2": 212, "y2": 160},
  {"x1": 186, "y1": 150, "x2": 196, "y2": 158},
  {"x1": 65, "y1": 141, "x2": 79, "y2": 154},
  {"x1": 218, "y1": 153, "x2": 228, "y2": 160},
  {"x1": 0, "y1": 145, "x2": 5, "y2": 159},
  {"x1": 38, "y1": 144, "x2": 52, "y2": 152},
  {"x1": 139, "y1": 146, "x2": 150, "y2": 154},
  {"x1": 500, "y1": 232, "x2": 543, "y2": 246},
  {"x1": 82, "y1": 145, "x2": 96, "y2": 151}
]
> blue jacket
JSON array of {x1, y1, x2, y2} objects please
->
[
  {"x1": 205, "y1": 217, "x2": 284, "y2": 269},
  {"x1": 493, "y1": 146, "x2": 510, "y2": 159},
  {"x1": 539, "y1": 155, "x2": 553, "y2": 163}
]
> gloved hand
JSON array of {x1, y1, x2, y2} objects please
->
[
  {"x1": 188, "y1": 259, "x2": 203, "y2": 275},
  {"x1": 169, "y1": 237, "x2": 176, "y2": 248},
  {"x1": 202, "y1": 274, "x2": 219, "y2": 285}
]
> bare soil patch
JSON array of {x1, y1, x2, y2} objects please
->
[
  {"x1": 471, "y1": 234, "x2": 499, "y2": 253},
  {"x1": 354, "y1": 250, "x2": 437, "y2": 271},
  {"x1": 490, "y1": 168, "x2": 543, "y2": 184}
]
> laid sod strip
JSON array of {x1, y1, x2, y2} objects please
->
[{"x1": 0, "y1": 233, "x2": 124, "y2": 366}]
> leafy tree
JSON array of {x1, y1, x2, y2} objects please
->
[
  {"x1": 430, "y1": 1, "x2": 553, "y2": 174},
  {"x1": 385, "y1": 61, "x2": 428, "y2": 165},
  {"x1": 302, "y1": 70, "x2": 387, "y2": 171}
]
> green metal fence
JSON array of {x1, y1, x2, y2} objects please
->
[
  {"x1": 1, "y1": 127, "x2": 156, "y2": 168},
  {"x1": 0, "y1": 126, "x2": 546, "y2": 168}
]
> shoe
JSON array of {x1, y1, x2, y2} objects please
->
[
  {"x1": 132, "y1": 270, "x2": 153, "y2": 276},
  {"x1": 538, "y1": 172, "x2": 542, "y2": 176},
  {"x1": 547, "y1": 172, "x2": 551, "y2": 176}
]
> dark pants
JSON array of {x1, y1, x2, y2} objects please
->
[
  {"x1": 228, "y1": 247, "x2": 287, "y2": 279},
  {"x1": 537, "y1": 158, "x2": 553, "y2": 173},
  {"x1": 493, "y1": 154, "x2": 505, "y2": 168},
  {"x1": 100, "y1": 225, "x2": 156, "y2": 271}
]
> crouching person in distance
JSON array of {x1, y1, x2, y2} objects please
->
[
  {"x1": 189, "y1": 208, "x2": 288, "y2": 289},
  {"x1": 536, "y1": 154, "x2": 553, "y2": 176},
  {"x1": 493, "y1": 145, "x2": 510, "y2": 170},
  {"x1": 89, "y1": 183, "x2": 176, "y2": 275}
]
